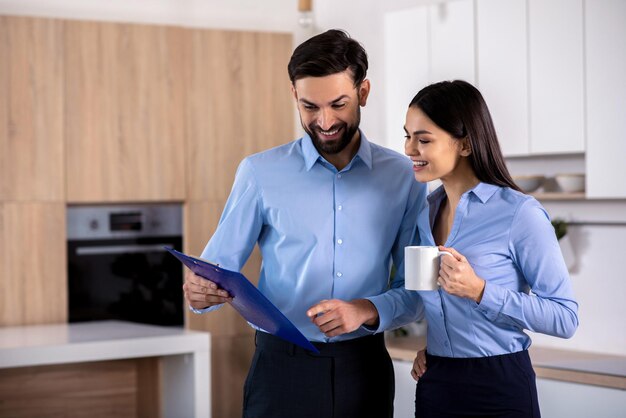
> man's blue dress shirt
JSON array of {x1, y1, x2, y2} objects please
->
[
  {"x1": 416, "y1": 183, "x2": 579, "y2": 357},
  {"x1": 196, "y1": 133, "x2": 427, "y2": 342}
]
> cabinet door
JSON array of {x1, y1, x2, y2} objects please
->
[
  {"x1": 393, "y1": 359, "x2": 416, "y2": 418},
  {"x1": 585, "y1": 0, "x2": 626, "y2": 199},
  {"x1": 0, "y1": 16, "x2": 64, "y2": 201},
  {"x1": 429, "y1": 0, "x2": 475, "y2": 84},
  {"x1": 476, "y1": 0, "x2": 529, "y2": 156},
  {"x1": 65, "y1": 21, "x2": 187, "y2": 202},
  {"x1": 186, "y1": 31, "x2": 293, "y2": 202},
  {"x1": 0, "y1": 203, "x2": 66, "y2": 326},
  {"x1": 384, "y1": 7, "x2": 430, "y2": 155},
  {"x1": 528, "y1": 0, "x2": 584, "y2": 154}
]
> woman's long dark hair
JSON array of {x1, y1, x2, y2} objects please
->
[{"x1": 409, "y1": 80, "x2": 521, "y2": 192}]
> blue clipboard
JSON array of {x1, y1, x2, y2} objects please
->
[{"x1": 166, "y1": 248, "x2": 319, "y2": 353}]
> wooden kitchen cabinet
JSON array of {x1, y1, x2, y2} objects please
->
[
  {"x1": 528, "y1": 0, "x2": 584, "y2": 154},
  {"x1": 211, "y1": 335, "x2": 256, "y2": 418},
  {"x1": 584, "y1": 0, "x2": 626, "y2": 199},
  {"x1": 476, "y1": 0, "x2": 529, "y2": 156},
  {"x1": 64, "y1": 21, "x2": 187, "y2": 203},
  {"x1": 185, "y1": 30, "x2": 293, "y2": 202},
  {"x1": 0, "y1": 202, "x2": 66, "y2": 326},
  {"x1": 0, "y1": 16, "x2": 64, "y2": 201}
]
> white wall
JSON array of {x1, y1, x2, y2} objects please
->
[{"x1": 0, "y1": 0, "x2": 298, "y2": 32}]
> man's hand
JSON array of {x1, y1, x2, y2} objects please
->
[
  {"x1": 182, "y1": 268, "x2": 232, "y2": 310},
  {"x1": 306, "y1": 299, "x2": 379, "y2": 337}
]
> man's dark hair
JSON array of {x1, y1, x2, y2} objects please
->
[{"x1": 288, "y1": 29, "x2": 368, "y2": 87}]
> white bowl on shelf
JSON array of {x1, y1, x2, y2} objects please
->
[
  {"x1": 513, "y1": 175, "x2": 545, "y2": 193},
  {"x1": 555, "y1": 173, "x2": 585, "y2": 193}
]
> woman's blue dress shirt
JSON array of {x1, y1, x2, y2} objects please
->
[
  {"x1": 195, "y1": 133, "x2": 427, "y2": 342},
  {"x1": 417, "y1": 183, "x2": 579, "y2": 357}
]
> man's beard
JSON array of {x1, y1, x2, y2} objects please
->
[{"x1": 303, "y1": 107, "x2": 361, "y2": 155}]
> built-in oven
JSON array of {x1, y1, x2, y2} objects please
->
[{"x1": 67, "y1": 204, "x2": 184, "y2": 326}]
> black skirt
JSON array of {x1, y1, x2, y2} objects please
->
[{"x1": 415, "y1": 350, "x2": 540, "y2": 418}]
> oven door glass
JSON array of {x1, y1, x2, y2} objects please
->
[{"x1": 68, "y1": 236, "x2": 183, "y2": 326}]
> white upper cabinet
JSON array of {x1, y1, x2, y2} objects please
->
[
  {"x1": 585, "y1": 0, "x2": 626, "y2": 199},
  {"x1": 476, "y1": 0, "x2": 529, "y2": 156},
  {"x1": 528, "y1": 0, "x2": 584, "y2": 154},
  {"x1": 384, "y1": 7, "x2": 430, "y2": 156},
  {"x1": 429, "y1": 0, "x2": 475, "y2": 84},
  {"x1": 383, "y1": 0, "x2": 475, "y2": 154}
]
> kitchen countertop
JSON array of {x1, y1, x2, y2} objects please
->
[
  {"x1": 385, "y1": 335, "x2": 626, "y2": 390},
  {"x1": 0, "y1": 320, "x2": 211, "y2": 417},
  {"x1": 0, "y1": 320, "x2": 209, "y2": 368}
]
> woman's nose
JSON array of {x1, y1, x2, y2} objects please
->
[{"x1": 405, "y1": 139, "x2": 417, "y2": 156}]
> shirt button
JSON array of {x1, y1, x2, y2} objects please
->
[
  {"x1": 337, "y1": 174, "x2": 342, "y2": 179},
  {"x1": 336, "y1": 272, "x2": 343, "y2": 277},
  {"x1": 337, "y1": 205, "x2": 343, "y2": 211},
  {"x1": 337, "y1": 239, "x2": 343, "y2": 244}
]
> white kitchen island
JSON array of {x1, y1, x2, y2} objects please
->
[{"x1": 0, "y1": 320, "x2": 210, "y2": 417}]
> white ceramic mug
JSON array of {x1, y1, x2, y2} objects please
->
[{"x1": 404, "y1": 246, "x2": 453, "y2": 291}]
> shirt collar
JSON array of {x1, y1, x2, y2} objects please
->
[
  {"x1": 301, "y1": 130, "x2": 373, "y2": 171},
  {"x1": 427, "y1": 182, "x2": 500, "y2": 204},
  {"x1": 469, "y1": 182, "x2": 500, "y2": 203}
]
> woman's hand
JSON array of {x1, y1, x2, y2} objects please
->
[
  {"x1": 411, "y1": 348, "x2": 427, "y2": 381},
  {"x1": 438, "y1": 246, "x2": 486, "y2": 303}
]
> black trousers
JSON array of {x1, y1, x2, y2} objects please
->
[
  {"x1": 243, "y1": 331, "x2": 394, "y2": 418},
  {"x1": 415, "y1": 350, "x2": 541, "y2": 418}
]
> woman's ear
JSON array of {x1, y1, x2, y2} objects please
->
[{"x1": 460, "y1": 137, "x2": 472, "y2": 157}]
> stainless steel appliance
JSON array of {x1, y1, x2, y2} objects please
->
[{"x1": 67, "y1": 204, "x2": 183, "y2": 326}]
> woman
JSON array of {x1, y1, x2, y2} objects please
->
[{"x1": 403, "y1": 80, "x2": 578, "y2": 417}]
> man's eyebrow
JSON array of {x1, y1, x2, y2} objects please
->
[{"x1": 299, "y1": 95, "x2": 351, "y2": 106}]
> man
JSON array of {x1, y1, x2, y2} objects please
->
[{"x1": 183, "y1": 29, "x2": 426, "y2": 418}]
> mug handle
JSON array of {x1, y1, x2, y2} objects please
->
[{"x1": 438, "y1": 251, "x2": 453, "y2": 258}]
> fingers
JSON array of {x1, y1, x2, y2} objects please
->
[
  {"x1": 307, "y1": 300, "x2": 355, "y2": 337},
  {"x1": 411, "y1": 349, "x2": 428, "y2": 381},
  {"x1": 438, "y1": 246, "x2": 466, "y2": 263},
  {"x1": 183, "y1": 269, "x2": 231, "y2": 309},
  {"x1": 306, "y1": 300, "x2": 331, "y2": 318}
]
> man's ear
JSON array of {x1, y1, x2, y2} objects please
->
[
  {"x1": 358, "y1": 79, "x2": 371, "y2": 107},
  {"x1": 460, "y1": 137, "x2": 472, "y2": 157},
  {"x1": 291, "y1": 84, "x2": 298, "y2": 101}
]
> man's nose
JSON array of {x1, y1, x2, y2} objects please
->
[{"x1": 317, "y1": 108, "x2": 336, "y2": 131}]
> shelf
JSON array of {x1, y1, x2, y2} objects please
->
[{"x1": 531, "y1": 192, "x2": 586, "y2": 200}]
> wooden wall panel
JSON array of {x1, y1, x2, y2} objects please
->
[
  {"x1": 211, "y1": 335, "x2": 256, "y2": 418},
  {"x1": 0, "y1": 202, "x2": 66, "y2": 326},
  {"x1": 0, "y1": 16, "x2": 64, "y2": 201},
  {"x1": 64, "y1": 21, "x2": 187, "y2": 203},
  {"x1": 186, "y1": 30, "x2": 294, "y2": 201}
]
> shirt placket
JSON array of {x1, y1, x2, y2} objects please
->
[{"x1": 333, "y1": 171, "x2": 345, "y2": 287}]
